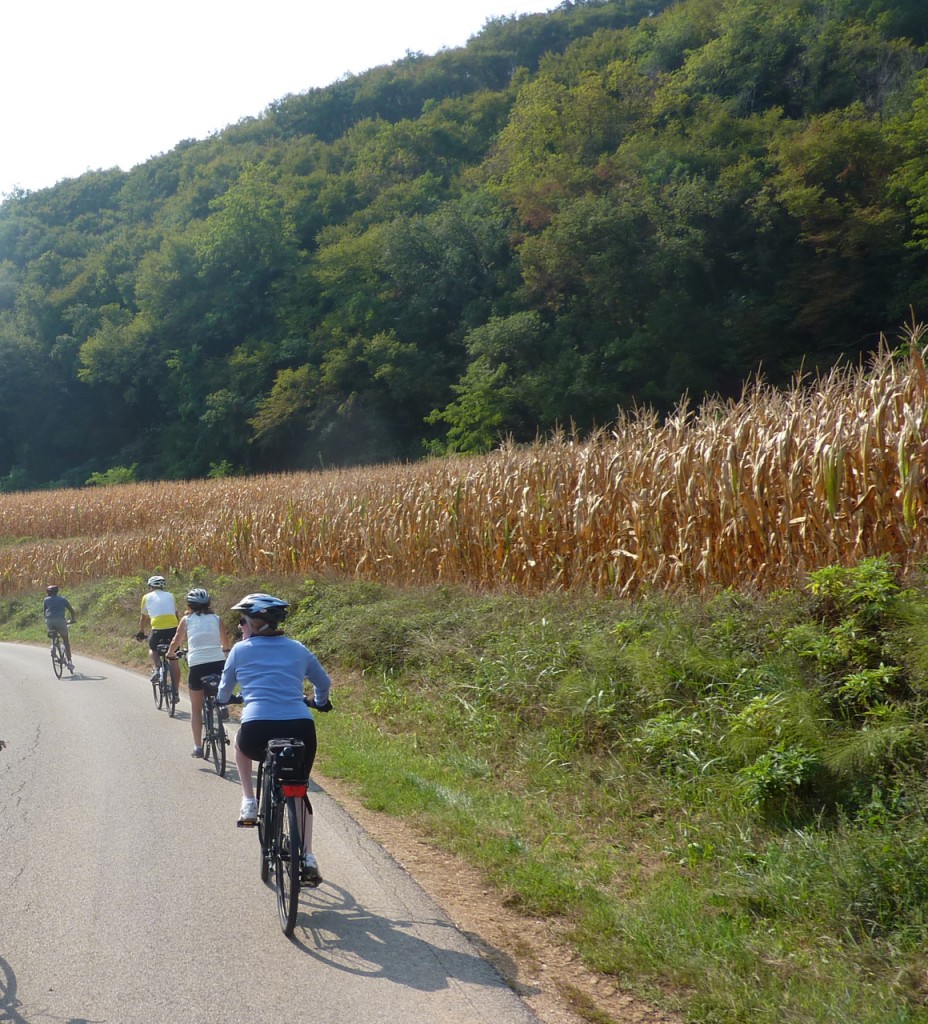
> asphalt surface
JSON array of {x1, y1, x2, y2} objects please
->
[{"x1": 0, "y1": 641, "x2": 539, "y2": 1024}]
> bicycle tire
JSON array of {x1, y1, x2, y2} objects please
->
[
  {"x1": 202, "y1": 699, "x2": 214, "y2": 765},
  {"x1": 51, "y1": 637, "x2": 64, "y2": 678},
  {"x1": 213, "y1": 713, "x2": 227, "y2": 777},
  {"x1": 204, "y1": 701, "x2": 227, "y2": 776},
  {"x1": 155, "y1": 663, "x2": 166, "y2": 710},
  {"x1": 275, "y1": 796, "x2": 302, "y2": 936},
  {"x1": 166, "y1": 661, "x2": 177, "y2": 718},
  {"x1": 257, "y1": 759, "x2": 271, "y2": 882},
  {"x1": 151, "y1": 673, "x2": 160, "y2": 706},
  {"x1": 158, "y1": 663, "x2": 174, "y2": 716}
]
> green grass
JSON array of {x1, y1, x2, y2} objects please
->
[{"x1": 4, "y1": 560, "x2": 928, "y2": 1023}]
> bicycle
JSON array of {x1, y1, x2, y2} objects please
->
[
  {"x1": 233, "y1": 697, "x2": 330, "y2": 936},
  {"x1": 149, "y1": 641, "x2": 182, "y2": 716},
  {"x1": 256, "y1": 738, "x2": 311, "y2": 935},
  {"x1": 200, "y1": 672, "x2": 229, "y2": 776},
  {"x1": 48, "y1": 624, "x2": 72, "y2": 678}
]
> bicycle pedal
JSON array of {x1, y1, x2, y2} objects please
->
[{"x1": 236, "y1": 818, "x2": 258, "y2": 828}]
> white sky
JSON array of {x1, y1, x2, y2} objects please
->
[{"x1": 0, "y1": 0, "x2": 555, "y2": 199}]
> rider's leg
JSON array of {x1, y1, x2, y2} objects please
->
[
  {"x1": 190, "y1": 689, "x2": 204, "y2": 749},
  {"x1": 148, "y1": 636, "x2": 160, "y2": 673},
  {"x1": 235, "y1": 736, "x2": 255, "y2": 800},
  {"x1": 299, "y1": 800, "x2": 314, "y2": 855}
]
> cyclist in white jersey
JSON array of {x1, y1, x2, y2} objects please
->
[{"x1": 137, "y1": 575, "x2": 180, "y2": 702}]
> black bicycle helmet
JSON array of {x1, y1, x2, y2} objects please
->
[
  {"x1": 231, "y1": 592, "x2": 290, "y2": 625},
  {"x1": 46, "y1": 584, "x2": 59, "y2": 594},
  {"x1": 186, "y1": 587, "x2": 210, "y2": 608},
  {"x1": 147, "y1": 575, "x2": 166, "y2": 589}
]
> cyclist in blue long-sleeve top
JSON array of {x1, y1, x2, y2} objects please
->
[
  {"x1": 43, "y1": 584, "x2": 76, "y2": 672},
  {"x1": 217, "y1": 592, "x2": 332, "y2": 884}
]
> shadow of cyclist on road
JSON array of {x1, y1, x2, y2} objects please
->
[
  {"x1": 0, "y1": 955, "x2": 109, "y2": 1024},
  {"x1": 287, "y1": 881, "x2": 533, "y2": 997}
]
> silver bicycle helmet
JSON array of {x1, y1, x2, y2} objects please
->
[
  {"x1": 186, "y1": 587, "x2": 210, "y2": 608},
  {"x1": 147, "y1": 575, "x2": 166, "y2": 589},
  {"x1": 231, "y1": 592, "x2": 290, "y2": 624}
]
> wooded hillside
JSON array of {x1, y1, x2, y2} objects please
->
[{"x1": 1, "y1": 0, "x2": 926, "y2": 490}]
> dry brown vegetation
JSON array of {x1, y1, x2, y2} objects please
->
[{"x1": 3, "y1": 332, "x2": 928, "y2": 597}]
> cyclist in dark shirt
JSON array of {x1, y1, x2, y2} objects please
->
[{"x1": 43, "y1": 585, "x2": 76, "y2": 672}]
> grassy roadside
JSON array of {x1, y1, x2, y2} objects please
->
[{"x1": 4, "y1": 563, "x2": 928, "y2": 1024}]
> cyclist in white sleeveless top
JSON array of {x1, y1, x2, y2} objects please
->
[{"x1": 167, "y1": 588, "x2": 230, "y2": 758}]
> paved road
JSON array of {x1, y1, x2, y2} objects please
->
[{"x1": 0, "y1": 642, "x2": 539, "y2": 1024}]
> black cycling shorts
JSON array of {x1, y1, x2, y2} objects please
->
[
  {"x1": 149, "y1": 627, "x2": 177, "y2": 652},
  {"x1": 188, "y1": 660, "x2": 225, "y2": 692},
  {"x1": 237, "y1": 718, "x2": 317, "y2": 777}
]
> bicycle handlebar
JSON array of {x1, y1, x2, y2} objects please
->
[{"x1": 213, "y1": 694, "x2": 333, "y2": 710}]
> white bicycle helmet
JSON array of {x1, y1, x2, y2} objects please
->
[
  {"x1": 186, "y1": 587, "x2": 210, "y2": 608},
  {"x1": 231, "y1": 592, "x2": 290, "y2": 624},
  {"x1": 147, "y1": 575, "x2": 166, "y2": 589}
]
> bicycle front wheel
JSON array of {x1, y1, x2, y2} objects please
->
[
  {"x1": 204, "y1": 704, "x2": 227, "y2": 776},
  {"x1": 212, "y1": 715, "x2": 227, "y2": 777},
  {"x1": 51, "y1": 639, "x2": 65, "y2": 678},
  {"x1": 275, "y1": 797, "x2": 302, "y2": 937},
  {"x1": 257, "y1": 760, "x2": 271, "y2": 882},
  {"x1": 166, "y1": 667, "x2": 177, "y2": 718}
]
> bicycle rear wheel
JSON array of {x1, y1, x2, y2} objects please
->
[
  {"x1": 275, "y1": 797, "x2": 302, "y2": 936},
  {"x1": 51, "y1": 638, "x2": 65, "y2": 678}
]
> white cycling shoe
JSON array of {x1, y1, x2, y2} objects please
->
[{"x1": 301, "y1": 852, "x2": 322, "y2": 886}]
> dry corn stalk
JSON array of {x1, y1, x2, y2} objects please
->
[{"x1": 2, "y1": 332, "x2": 928, "y2": 597}]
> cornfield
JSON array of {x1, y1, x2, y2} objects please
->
[{"x1": 2, "y1": 334, "x2": 928, "y2": 598}]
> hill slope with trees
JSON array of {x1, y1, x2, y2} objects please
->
[{"x1": 0, "y1": 0, "x2": 926, "y2": 489}]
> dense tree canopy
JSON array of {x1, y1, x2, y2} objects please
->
[{"x1": 1, "y1": 0, "x2": 926, "y2": 488}]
